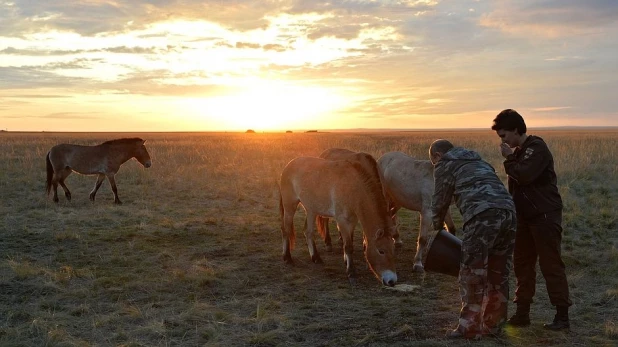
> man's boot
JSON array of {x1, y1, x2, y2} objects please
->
[
  {"x1": 507, "y1": 303, "x2": 531, "y2": 327},
  {"x1": 544, "y1": 306, "x2": 570, "y2": 330}
]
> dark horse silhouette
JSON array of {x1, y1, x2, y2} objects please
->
[{"x1": 46, "y1": 138, "x2": 152, "y2": 204}]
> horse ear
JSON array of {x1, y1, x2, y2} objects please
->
[{"x1": 142, "y1": 140, "x2": 146, "y2": 145}]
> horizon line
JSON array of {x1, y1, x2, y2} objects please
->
[{"x1": 2, "y1": 125, "x2": 618, "y2": 133}]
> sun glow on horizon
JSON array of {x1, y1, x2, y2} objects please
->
[{"x1": 184, "y1": 82, "x2": 348, "y2": 131}]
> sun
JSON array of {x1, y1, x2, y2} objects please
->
[{"x1": 189, "y1": 81, "x2": 347, "y2": 131}]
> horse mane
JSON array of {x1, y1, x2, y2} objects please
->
[
  {"x1": 100, "y1": 138, "x2": 144, "y2": 146},
  {"x1": 348, "y1": 154, "x2": 391, "y2": 232}
]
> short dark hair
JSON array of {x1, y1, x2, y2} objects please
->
[
  {"x1": 491, "y1": 109, "x2": 527, "y2": 135},
  {"x1": 429, "y1": 139, "x2": 454, "y2": 156}
]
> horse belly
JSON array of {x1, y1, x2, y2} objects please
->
[
  {"x1": 69, "y1": 153, "x2": 108, "y2": 175},
  {"x1": 394, "y1": 188, "x2": 426, "y2": 211},
  {"x1": 382, "y1": 174, "x2": 420, "y2": 209},
  {"x1": 298, "y1": 189, "x2": 336, "y2": 217}
]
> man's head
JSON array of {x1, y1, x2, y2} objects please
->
[
  {"x1": 429, "y1": 139, "x2": 454, "y2": 165},
  {"x1": 492, "y1": 109, "x2": 527, "y2": 148}
]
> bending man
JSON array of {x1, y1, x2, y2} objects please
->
[{"x1": 430, "y1": 139, "x2": 516, "y2": 339}]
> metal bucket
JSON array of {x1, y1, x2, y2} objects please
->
[{"x1": 424, "y1": 229, "x2": 462, "y2": 277}]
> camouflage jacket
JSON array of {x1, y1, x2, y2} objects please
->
[
  {"x1": 431, "y1": 147, "x2": 515, "y2": 229},
  {"x1": 504, "y1": 135, "x2": 563, "y2": 219}
]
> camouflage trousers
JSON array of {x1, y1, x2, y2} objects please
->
[{"x1": 456, "y1": 208, "x2": 516, "y2": 338}]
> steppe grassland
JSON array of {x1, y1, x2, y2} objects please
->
[{"x1": 0, "y1": 130, "x2": 616, "y2": 347}]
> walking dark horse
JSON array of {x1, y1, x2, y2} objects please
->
[
  {"x1": 46, "y1": 138, "x2": 152, "y2": 204},
  {"x1": 279, "y1": 154, "x2": 397, "y2": 286}
]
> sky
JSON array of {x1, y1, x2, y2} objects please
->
[{"x1": 1, "y1": 0, "x2": 618, "y2": 132}]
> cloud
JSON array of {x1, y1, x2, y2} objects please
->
[
  {"x1": 480, "y1": 0, "x2": 618, "y2": 39},
  {"x1": 1, "y1": 0, "x2": 618, "y2": 129},
  {"x1": 532, "y1": 107, "x2": 572, "y2": 112},
  {"x1": 235, "y1": 41, "x2": 262, "y2": 49},
  {"x1": 2, "y1": 112, "x2": 105, "y2": 119},
  {"x1": 2, "y1": 94, "x2": 69, "y2": 99},
  {"x1": 39, "y1": 112, "x2": 104, "y2": 119},
  {"x1": 103, "y1": 46, "x2": 162, "y2": 54},
  {"x1": 0, "y1": 66, "x2": 83, "y2": 89}
]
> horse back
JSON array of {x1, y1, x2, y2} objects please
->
[
  {"x1": 49, "y1": 143, "x2": 109, "y2": 175},
  {"x1": 377, "y1": 152, "x2": 435, "y2": 210},
  {"x1": 318, "y1": 148, "x2": 358, "y2": 160},
  {"x1": 280, "y1": 157, "x2": 375, "y2": 217}
]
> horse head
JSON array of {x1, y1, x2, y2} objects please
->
[
  {"x1": 364, "y1": 227, "x2": 397, "y2": 287},
  {"x1": 134, "y1": 139, "x2": 152, "y2": 168}
]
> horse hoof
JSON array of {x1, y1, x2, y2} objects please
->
[
  {"x1": 325, "y1": 245, "x2": 333, "y2": 253},
  {"x1": 283, "y1": 255, "x2": 293, "y2": 264},
  {"x1": 413, "y1": 264, "x2": 425, "y2": 273},
  {"x1": 348, "y1": 277, "x2": 357, "y2": 286},
  {"x1": 114, "y1": 200, "x2": 123, "y2": 205},
  {"x1": 312, "y1": 255, "x2": 323, "y2": 264}
]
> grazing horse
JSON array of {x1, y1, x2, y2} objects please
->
[
  {"x1": 279, "y1": 155, "x2": 397, "y2": 286},
  {"x1": 46, "y1": 138, "x2": 152, "y2": 204},
  {"x1": 377, "y1": 151, "x2": 457, "y2": 272},
  {"x1": 317, "y1": 148, "x2": 389, "y2": 252}
]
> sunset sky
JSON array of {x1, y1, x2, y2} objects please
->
[{"x1": 1, "y1": 1, "x2": 617, "y2": 132}]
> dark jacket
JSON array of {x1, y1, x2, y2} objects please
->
[
  {"x1": 504, "y1": 135, "x2": 562, "y2": 219},
  {"x1": 432, "y1": 147, "x2": 515, "y2": 229}
]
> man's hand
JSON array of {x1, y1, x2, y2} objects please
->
[{"x1": 500, "y1": 143, "x2": 513, "y2": 158}]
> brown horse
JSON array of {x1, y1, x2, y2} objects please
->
[
  {"x1": 317, "y1": 148, "x2": 389, "y2": 252},
  {"x1": 46, "y1": 138, "x2": 152, "y2": 204},
  {"x1": 377, "y1": 151, "x2": 457, "y2": 272},
  {"x1": 279, "y1": 154, "x2": 397, "y2": 286}
]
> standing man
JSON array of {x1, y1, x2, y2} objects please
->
[
  {"x1": 492, "y1": 109, "x2": 572, "y2": 330},
  {"x1": 430, "y1": 139, "x2": 517, "y2": 339}
]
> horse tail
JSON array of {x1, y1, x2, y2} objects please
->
[
  {"x1": 46, "y1": 151, "x2": 53, "y2": 195},
  {"x1": 279, "y1": 187, "x2": 295, "y2": 249},
  {"x1": 316, "y1": 216, "x2": 327, "y2": 240}
]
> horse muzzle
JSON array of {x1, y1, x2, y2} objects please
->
[
  {"x1": 144, "y1": 161, "x2": 152, "y2": 168},
  {"x1": 381, "y1": 270, "x2": 397, "y2": 287}
]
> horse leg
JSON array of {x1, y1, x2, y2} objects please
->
[
  {"x1": 107, "y1": 174, "x2": 122, "y2": 204},
  {"x1": 281, "y1": 203, "x2": 297, "y2": 264},
  {"x1": 322, "y1": 216, "x2": 333, "y2": 252},
  {"x1": 391, "y1": 205, "x2": 403, "y2": 248},
  {"x1": 90, "y1": 174, "x2": 105, "y2": 202},
  {"x1": 413, "y1": 209, "x2": 432, "y2": 272},
  {"x1": 51, "y1": 173, "x2": 60, "y2": 203},
  {"x1": 305, "y1": 213, "x2": 323, "y2": 264},
  {"x1": 58, "y1": 169, "x2": 72, "y2": 201},
  {"x1": 336, "y1": 218, "x2": 357, "y2": 285}
]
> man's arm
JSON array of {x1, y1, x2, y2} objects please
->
[
  {"x1": 431, "y1": 163, "x2": 455, "y2": 230},
  {"x1": 504, "y1": 142, "x2": 550, "y2": 185}
]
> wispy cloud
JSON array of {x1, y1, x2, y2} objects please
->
[
  {"x1": 532, "y1": 107, "x2": 572, "y2": 112},
  {"x1": 40, "y1": 112, "x2": 104, "y2": 119}
]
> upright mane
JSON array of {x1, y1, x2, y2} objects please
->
[
  {"x1": 349, "y1": 154, "x2": 391, "y2": 229},
  {"x1": 100, "y1": 138, "x2": 143, "y2": 146}
]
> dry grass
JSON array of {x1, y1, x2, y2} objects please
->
[{"x1": 1, "y1": 130, "x2": 617, "y2": 347}]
